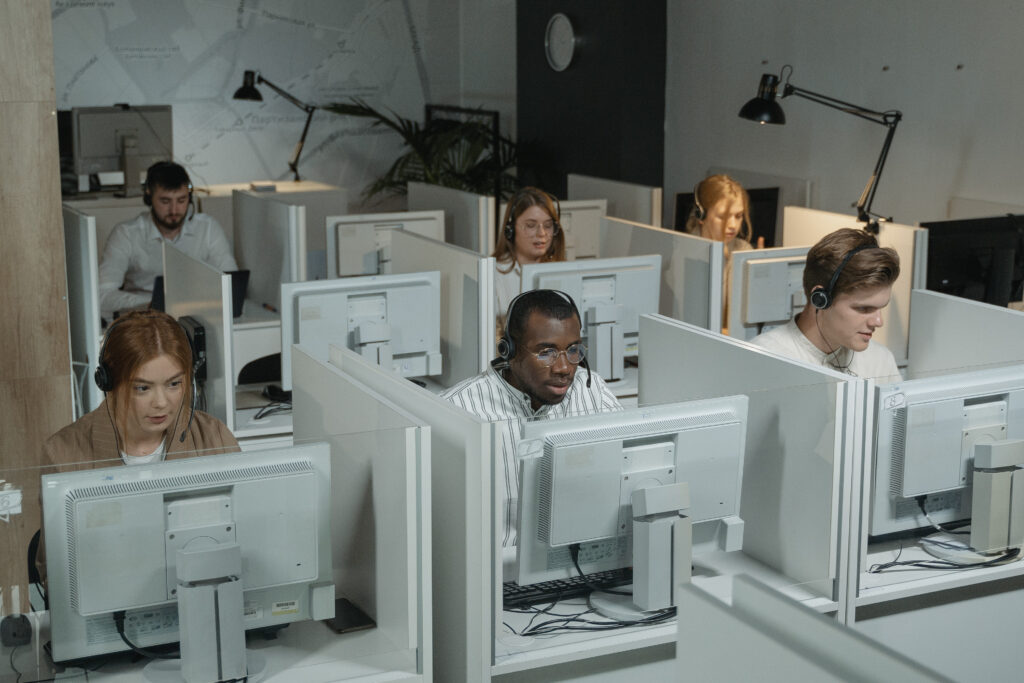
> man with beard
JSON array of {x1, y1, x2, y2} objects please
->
[
  {"x1": 98, "y1": 161, "x2": 236, "y2": 319},
  {"x1": 443, "y1": 289, "x2": 623, "y2": 547}
]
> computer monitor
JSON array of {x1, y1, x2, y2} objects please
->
[
  {"x1": 673, "y1": 187, "x2": 779, "y2": 248},
  {"x1": 326, "y1": 210, "x2": 445, "y2": 277},
  {"x1": 515, "y1": 396, "x2": 747, "y2": 600},
  {"x1": 727, "y1": 247, "x2": 809, "y2": 341},
  {"x1": 869, "y1": 364, "x2": 1024, "y2": 539},
  {"x1": 279, "y1": 271, "x2": 443, "y2": 391},
  {"x1": 519, "y1": 254, "x2": 661, "y2": 382},
  {"x1": 41, "y1": 443, "x2": 334, "y2": 663},
  {"x1": 920, "y1": 214, "x2": 1024, "y2": 308},
  {"x1": 71, "y1": 105, "x2": 173, "y2": 192}
]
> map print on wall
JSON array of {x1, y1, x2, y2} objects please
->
[{"x1": 51, "y1": 0, "x2": 432, "y2": 203}]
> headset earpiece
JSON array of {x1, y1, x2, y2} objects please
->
[
  {"x1": 810, "y1": 287, "x2": 830, "y2": 310},
  {"x1": 693, "y1": 181, "x2": 706, "y2": 221},
  {"x1": 812, "y1": 244, "x2": 874, "y2": 310}
]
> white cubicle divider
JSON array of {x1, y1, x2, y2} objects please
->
[
  {"x1": 163, "y1": 243, "x2": 234, "y2": 432},
  {"x1": 639, "y1": 314, "x2": 862, "y2": 617},
  {"x1": 389, "y1": 230, "x2": 495, "y2": 388},
  {"x1": 676, "y1": 576, "x2": 947, "y2": 682},
  {"x1": 325, "y1": 210, "x2": 445, "y2": 277},
  {"x1": 62, "y1": 197, "x2": 144, "y2": 258},
  {"x1": 567, "y1": 172, "x2": 663, "y2": 227},
  {"x1": 290, "y1": 346, "x2": 431, "y2": 680},
  {"x1": 497, "y1": 198, "x2": 606, "y2": 261},
  {"x1": 407, "y1": 181, "x2": 496, "y2": 255},
  {"x1": 727, "y1": 246, "x2": 810, "y2": 342},
  {"x1": 62, "y1": 205, "x2": 103, "y2": 416},
  {"x1": 783, "y1": 206, "x2": 926, "y2": 366},
  {"x1": 233, "y1": 190, "x2": 308, "y2": 313},
  {"x1": 590, "y1": 216, "x2": 724, "y2": 332},
  {"x1": 325, "y1": 345, "x2": 492, "y2": 682}
]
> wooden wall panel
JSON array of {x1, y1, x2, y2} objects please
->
[{"x1": 0, "y1": 1, "x2": 71, "y2": 615}]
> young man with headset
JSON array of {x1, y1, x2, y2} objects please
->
[
  {"x1": 751, "y1": 227, "x2": 902, "y2": 383},
  {"x1": 443, "y1": 289, "x2": 622, "y2": 547},
  {"x1": 98, "y1": 161, "x2": 237, "y2": 319}
]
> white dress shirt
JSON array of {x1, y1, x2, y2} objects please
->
[
  {"x1": 751, "y1": 316, "x2": 902, "y2": 384},
  {"x1": 442, "y1": 365, "x2": 623, "y2": 547},
  {"x1": 98, "y1": 211, "x2": 237, "y2": 318}
]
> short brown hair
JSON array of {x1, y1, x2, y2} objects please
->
[
  {"x1": 492, "y1": 186, "x2": 566, "y2": 268},
  {"x1": 803, "y1": 228, "x2": 900, "y2": 299},
  {"x1": 101, "y1": 310, "x2": 193, "y2": 433}
]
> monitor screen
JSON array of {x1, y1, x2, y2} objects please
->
[
  {"x1": 519, "y1": 254, "x2": 661, "y2": 383},
  {"x1": 41, "y1": 443, "x2": 334, "y2": 662},
  {"x1": 920, "y1": 214, "x2": 1024, "y2": 308},
  {"x1": 869, "y1": 364, "x2": 1024, "y2": 539},
  {"x1": 72, "y1": 105, "x2": 173, "y2": 187},
  {"x1": 514, "y1": 396, "x2": 747, "y2": 591},
  {"x1": 279, "y1": 271, "x2": 443, "y2": 391}
]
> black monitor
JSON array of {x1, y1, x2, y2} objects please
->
[
  {"x1": 920, "y1": 214, "x2": 1024, "y2": 308},
  {"x1": 673, "y1": 186, "x2": 779, "y2": 247}
]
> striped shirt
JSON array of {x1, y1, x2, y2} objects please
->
[{"x1": 442, "y1": 366, "x2": 623, "y2": 547}]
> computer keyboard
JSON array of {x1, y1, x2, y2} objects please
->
[{"x1": 503, "y1": 567, "x2": 632, "y2": 609}]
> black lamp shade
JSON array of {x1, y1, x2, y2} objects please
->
[
  {"x1": 738, "y1": 73, "x2": 785, "y2": 124},
  {"x1": 233, "y1": 70, "x2": 263, "y2": 101}
]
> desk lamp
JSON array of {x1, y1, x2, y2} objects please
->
[
  {"x1": 738, "y1": 65, "x2": 902, "y2": 233},
  {"x1": 233, "y1": 70, "x2": 317, "y2": 181}
]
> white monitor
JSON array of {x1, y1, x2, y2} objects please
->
[
  {"x1": 326, "y1": 210, "x2": 445, "y2": 277},
  {"x1": 279, "y1": 271, "x2": 443, "y2": 391},
  {"x1": 515, "y1": 396, "x2": 747, "y2": 588},
  {"x1": 519, "y1": 254, "x2": 661, "y2": 382},
  {"x1": 870, "y1": 364, "x2": 1024, "y2": 537},
  {"x1": 728, "y1": 246, "x2": 809, "y2": 341},
  {"x1": 71, "y1": 105, "x2": 173, "y2": 190},
  {"x1": 41, "y1": 443, "x2": 334, "y2": 663}
]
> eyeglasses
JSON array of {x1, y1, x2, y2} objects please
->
[
  {"x1": 519, "y1": 219, "x2": 560, "y2": 235},
  {"x1": 531, "y1": 344, "x2": 586, "y2": 367}
]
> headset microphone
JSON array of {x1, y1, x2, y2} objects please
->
[{"x1": 179, "y1": 372, "x2": 198, "y2": 443}]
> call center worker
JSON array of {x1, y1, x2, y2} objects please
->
[
  {"x1": 443, "y1": 289, "x2": 622, "y2": 547},
  {"x1": 751, "y1": 228, "x2": 902, "y2": 383},
  {"x1": 98, "y1": 161, "x2": 237, "y2": 320}
]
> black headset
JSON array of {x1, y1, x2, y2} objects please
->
[
  {"x1": 142, "y1": 161, "x2": 195, "y2": 221},
  {"x1": 692, "y1": 180, "x2": 706, "y2": 221},
  {"x1": 809, "y1": 244, "x2": 874, "y2": 310},
  {"x1": 95, "y1": 313, "x2": 203, "y2": 443},
  {"x1": 504, "y1": 189, "x2": 562, "y2": 242},
  {"x1": 494, "y1": 289, "x2": 591, "y2": 388}
]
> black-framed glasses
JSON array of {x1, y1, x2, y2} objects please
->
[{"x1": 531, "y1": 344, "x2": 586, "y2": 367}]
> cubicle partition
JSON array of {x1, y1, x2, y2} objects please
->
[
  {"x1": 589, "y1": 216, "x2": 724, "y2": 331},
  {"x1": 233, "y1": 190, "x2": 308, "y2": 313},
  {"x1": 783, "y1": 206, "x2": 926, "y2": 366},
  {"x1": 325, "y1": 210, "x2": 445, "y2": 277},
  {"x1": 389, "y1": 230, "x2": 495, "y2": 388},
  {"x1": 407, "y1": 181, "x2": 496, "y2": 255},
  {"x1": 62, "y1": 205, "x2": 103, "y2": 416},
  {"x1": 291, "y1": 347, "x2": 431, "y2": 680},
  {"x1": 567, "y1": 173, "x2": 663, "y2": 227},
  {"x1": 906, "y1": 289, "x2": 1024, "y2": 378},
  {"x1": 62, "y1": 197, "x2": 143, "y2": 258},
  {"x1": 639, "y1": 314, "x2": 862, "y2": 617}
]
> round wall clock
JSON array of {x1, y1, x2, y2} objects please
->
[{"x1": 544, "y1": 13, "x2": 576, "y2": 72}]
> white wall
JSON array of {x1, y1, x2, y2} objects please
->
[
  {"x1": 665, "y1": 0, "x2": 1024, "y2": 226},
  {"x1": 51, "y1": 0, "x2": 515, "y2": 212}
]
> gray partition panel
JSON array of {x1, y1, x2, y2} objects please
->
[
  {"x1": 407, "y1": 181, "x2": 495, "y2": 255},
  {"x1": 233, "y1": 190, "x2": 307, "y2": 312},
  {"x1": 326, "y1": 210, "x2": 445, "y2": 277},
  {"x1": 567, "y1": 173, "x2": 662, "y2": 227},
  {"x1": 639, "y1": 315, "x2": 854, "y2": 598},
  {"x1": 598, "y1": 216, "x2": 723, "y2": 331},
  {"x1": 63, "y1": 205, "x2": 104, "y2": 415}
]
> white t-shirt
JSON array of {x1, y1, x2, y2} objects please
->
[
  {"x1": 99, "y1": 211, "x2": 238, "y2": 318},
  {"x1": 751, "y1": 316, "x2": 902, "y2": 384},
  {"x1": 121, "y1": 438, "x2": 167, "y2": 465}
]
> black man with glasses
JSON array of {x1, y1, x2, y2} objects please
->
[{"x1": 443, "y1": 289, "x2": 622, "y2": 547}]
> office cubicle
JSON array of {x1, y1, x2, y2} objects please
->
[
  {"x1": 233, "y1": 190, "x2": 308, "y2": 314},
  {"x1": 567, "y1": 173, "x2": 663, "y2": 227},
  {"x1": 639, "y1": 315, "x2": 861, "y2": 618},
  {"x1": 783, "y1": 206, "x2": 926, "y2": 367},
  {"x1": 325, "y1": 210, "x2": 445, "y2": 277},
  {"x1": 580, "y1": 215, "x2": 724, "y2": 332},
  {"x1": 389, "y1": 230, "x2": 495, "y2": 389},
  {"x1": 62, "y1": 205, "x2": 104, "y2": 416},
  {"x1": 407, "y1": 181, "x2": 496, "y2": 255}
]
